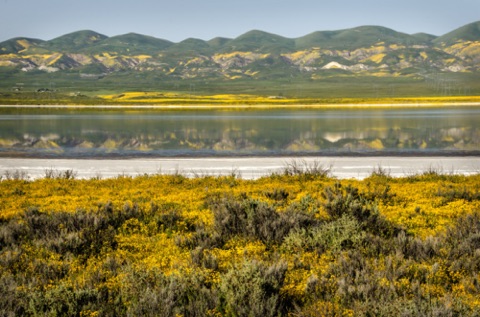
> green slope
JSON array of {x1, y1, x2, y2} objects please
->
[
  {"x1": 44, "y1": 30, "x2": 108, "y2": 51},
  {"x1": 411, "y1": 32, "x2": 437, "y2": 43},
  {"x1": 2, "y1": 21, "x2": 478, "y2": 56},
  {"x1": 433, "y1": 21, "x2": 480, "y2": 45},
  {"x1": 294, "y1": 30, "x2": 337, "y2": 49},
  {"x1": 0, "y1": 37, "x2": 46, "y2": 54},
  {"x1": 296, "y1": 26, "x2": 425, "y2": 50},
  {"x1": 165, "y1": 38, "x2": 212, "y2": 54},
  {"x1": 221, "y1": 30, "x2": 295, "y2": 53},
  {"x1": 1, "y1": 22, "x2": 479, "y2": 98},
  {"x1": 207, "y1": 37, "x2": 232, "y2": 49},
  {"x1": 85, "y1": 33, "x2": 173, "y2": 55}
]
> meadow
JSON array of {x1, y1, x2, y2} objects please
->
[
  {"x1": 2, "y1": 90, "x2": 480, "y2": 108},
  {"x1": 1, "y1": 71, "x2": 480, "y2": 107},
  {"x1": 1, "y1": 167, "x2": 479, "y2": 316}
]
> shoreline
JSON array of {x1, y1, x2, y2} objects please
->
[
  {"x1": 2, "y1": 156, "x2": 479, "y2": 180},
  {"x1": 1, "y1": 102, "x2": 480, "y2": 110},
  {"x1": 1, "y1": 151, "x2": 480, "y2": 159}
]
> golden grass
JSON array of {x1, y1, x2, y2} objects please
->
[{"x1": 96, "y1": 92, "x2": 480, "y2": 108}]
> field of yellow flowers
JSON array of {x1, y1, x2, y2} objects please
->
[
  {"x1": 1, "y1": 168, "x2": 479, "y2": 316},
  {"x1": 98, "y1": 92, "x2": 480, "y2": 107}
]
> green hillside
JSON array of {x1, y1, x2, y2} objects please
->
[
  {"x1": 411, "y1": 32, "x2": 437, "y2": 42},
  {"x1": 222, "y1": 30, "x2": 295, "y2": 53},
  {"x1": 295, "y1": 26, "x2": 424, "y2": 50},
  {"x1": 43, "y1": 30, "x2": 108, "y2": 52},
  {"x1": 166, "y1": 38, "x2": 212, "y2": 54},
  {"x1": 434, "y1": 21, "x2": 480, "y2": 45},
  {"x1": 294, "y1": 30, "x2": 337, "y2": 49},
  {"x1": 0, "y1": 22, "x2": 479, "y2": 99},
  {"x1": 207, "y1": 37, "x2": 232, "y2": 48},
  {"x1": 85, "y1": 33, "x2": 173, "y2": 54},
  {"x1": 0, "y1": 37, "x2": 45, "y2": 54}
]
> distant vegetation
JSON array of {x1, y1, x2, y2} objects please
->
[
  {"x1": 1, "y1": 22, "x2": 479, "y2": 101},
  {"x1": 2, "y1": 90, "x2": 480, "y2": 106},
  {"x1": 1, "y1": 169, "x2": 480, "y2": 316}
]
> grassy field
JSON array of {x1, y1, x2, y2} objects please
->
[
  {"x1": 1, "y1": 168, "x2": 480, "y2": 316},
  {"x1": 1, "y1": 71, "x2": 479, "y2": 106},
  {"x1": 2, "y1": 89, "x2": 480, "y2": 108}
]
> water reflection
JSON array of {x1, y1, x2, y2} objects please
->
[{"x1": 0, "y1": 108, "x2": 479, "y2": 157}]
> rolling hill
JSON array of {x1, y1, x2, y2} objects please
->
[
  {"x1": 43, "y1": 30, "x2": 108, "y2": 51},
  {"x1": 0, "y1": 21, "x2": 479, "y2": 96},
  {"x1": 433, "y1": 21, "x2": 480, "y2": 45},
  {"x1": 221, "y1": 30, "x2": 296, "y2": 53},
  {"x1": 0, "y1": 37, "x2": 46, "y2": 54},
  {"x1": 295, "y1": 26, "x2": 422, "y2": 50},
  {"x1": 86, "y1": 33, "x2": 174, "y2": 55}
]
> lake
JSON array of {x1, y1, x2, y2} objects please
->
[{"x1": 0, "y1": 107, "x2": 479, "y2": 157}]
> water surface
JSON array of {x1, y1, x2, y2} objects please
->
[{"x1": 0, "y1": 107, "x2": 479, "y2": 157}]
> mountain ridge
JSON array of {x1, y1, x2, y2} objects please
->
[
  {"x1": 42, "y1": 30, "x2": 108, "y2": 51},
  {"x1": 433, "y1": 21, "x2": 480, "y2": 45},
  {"x1": 0, "y1": 21, "x2": 479, "y2": 92},
  {"x1": 2, "y1": 21, "x2": 479, "y2": 53}
]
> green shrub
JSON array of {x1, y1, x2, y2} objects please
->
[
  {"x1": 322, "y1": 183, "x2": 400, "y2": 238},
  {"x1": 123, "y1": 268, "x2": 217, "y2": 317},
  {"x1": 282, "y1": 214, "x2": 364, "y2": 254},
  {"x1": 219, "y1": 260, "x2": 291, "y2": 317},
  {"x1": 209, "y1": 195, "x2": 318, "y2": 246}
]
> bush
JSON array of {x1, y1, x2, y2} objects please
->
[
  {"x1": 282, "y1": 159, "x2": 331, "y2": 180},
  {"x1": 209, "y1": 195, "x2": 318, "y2": 246},
  {"x1": 282, "y1": 214, "x2": 364, "y2": 254},
  {"x1": 124, "y1": 269, "x2": 217, "y2": 317},
  {"x1": 436, "y1": 185, "x2": 480, "y2": 204},
  {"x1": 219, "y1": 260, "x2": 291, "y2": 317},
  {"x1": 444, "y1": 212, "x2": 480, "y2": 272},
  {"x1": 322, "y1": 183, "x2": 400, "y2": 238}
]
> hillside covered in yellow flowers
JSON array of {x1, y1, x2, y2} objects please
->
[
  {"x1": 1, "y1": 168, "x2": 480, "y2": 316},
  {"x1": 2, "y1": 21, "x2": 480, "y2": 102}
]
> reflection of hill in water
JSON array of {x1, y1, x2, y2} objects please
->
[
  {"x1": 0, "y1": 126, "x2": 478, "y2": 157},
  {"x1": 0, "y1": 109, "x2": 479, "y2": 157}
]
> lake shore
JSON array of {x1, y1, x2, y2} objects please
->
[
  {"x1": 2, "y1": 102, "x2": 480, "y2": 110},
  {"x1": 2, "y1": 156, "x2": 478, "y2": 180}
]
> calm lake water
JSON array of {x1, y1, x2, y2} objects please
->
[{"x1": 0, "y1": 107, "x2": 479, "y2": 157}]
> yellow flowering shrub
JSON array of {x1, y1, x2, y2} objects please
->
[{"x1": 1, "y1": 172, "x2": 479, "y2": 315}]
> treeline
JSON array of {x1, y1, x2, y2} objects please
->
[{"x1": 0, "y1": 171, "x2": 480, "y2": 316}]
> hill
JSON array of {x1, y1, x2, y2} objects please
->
[
  {"x1": 207, "y1": 37, "x2": 232, "y2": 48},
  {"x1": 221, "y1": 30, "x2": 295, "y2": 53},
  {"x1": 0, "y1": 37, "x2": 46, "y2": 54},
  {"x1": 434, "y1": 21, "x2": 480, "y2": 45},
  {"x1": 0, "y1": 21, "x2": 479, "y2": 97},
  {"x1": 166, "y1": 38, "x2": 212, "y2": 54},
  {"x1": 411, "y1": 32, "x2": 437, "y2": 42},
  {"x1": 86, "y1": 33, "x2": 173, "y2": 54},
  {"x1": 43, "y1": 30, "x2": 108, "y2": 51},
  {"x1": 295, "y1": 26, "x2": 424, "y2": 50}
]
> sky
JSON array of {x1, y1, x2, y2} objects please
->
[{"x1": 1, "y1": 0, "x2": 479, "y2": 43}]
